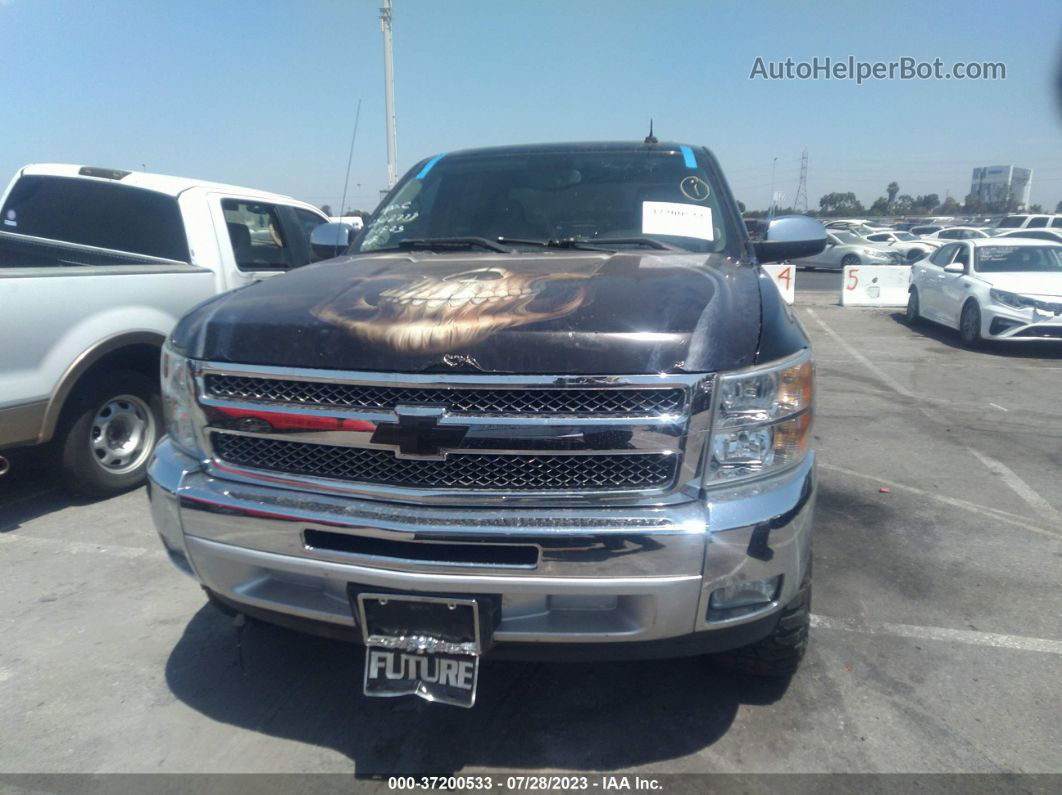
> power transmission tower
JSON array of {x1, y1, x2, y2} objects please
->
[
  {"x1": 794, "y1": 149, "x2": 809, "y2": 213},
  {"x1": 380, "y1": 0, "x2": 398, "y2": 190}
]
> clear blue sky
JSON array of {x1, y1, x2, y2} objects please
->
[{"x1": 2, "y1": 0, "x2": 1060, "y2": 212}]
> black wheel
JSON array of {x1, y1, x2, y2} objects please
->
[
  {"x1": 905, "y1": 289, "x2": 922, "y2": 324},
  {"x1": 959, "y1": 301, "x2": 983, "y2": 348},
  {"x1": 60, "y1": 370, "x2": 162, "y2": 497},
  {"x1": 840, "y1": 254, "x2": 860, "y2": 267},
  {"x1": 712, "y1": 568, "x2": 811, "y2": 678}
]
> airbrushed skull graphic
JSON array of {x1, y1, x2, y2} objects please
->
[{"x1": 312, "y1": 266, "x2": 592, "y2": 354}]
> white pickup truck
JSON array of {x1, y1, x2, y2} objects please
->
[{"x1": 0, "y1": 163, "x2": 331, "y2": 495}]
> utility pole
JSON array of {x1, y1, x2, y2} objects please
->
[
  {"x1": 380, "y1": 0, "x2": 398, "y2": 190},
  {"x1": 768, "y1": 156, "x2": 778, "y2": 219},
  {"x1": 794, "y1": 149, "x2": 809, "y2": 213}
]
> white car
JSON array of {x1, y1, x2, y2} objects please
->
[
  {"x1": 906, "y1": 238, "x2": 1062, "y2": 346},
  {"x1": 793, "y1": 229, "x2": 906, "y2": 270},
  {"x1": 997, "y1": 229, "x2": 1062, "y2": 245},
  {"x1": 994, "y1": 214, "x2": 1062, "y2": 231},
  {"x1": 920, "y1": 226, "x2": 993, "y2": 241},
  {"x1": 865, "y1": 230, "x2": 942, "y2": 261}
]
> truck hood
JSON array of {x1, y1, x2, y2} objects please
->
[{"x1": 171, "y1": 250, "x2": 762, "y2": 375}]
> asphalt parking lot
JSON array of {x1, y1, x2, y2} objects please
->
[{"x1": 2, "y1": 295, "x2": 1061, "y2": 778}]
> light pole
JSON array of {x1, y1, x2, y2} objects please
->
[
  {"x1": 768, "y1": 156, "x2": 778, "y2": 219},
  {"x1": 380, "y1": 0, "x2": 398, "y2": 190}
]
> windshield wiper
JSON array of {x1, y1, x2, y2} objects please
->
[
  {"x1": 497, "y1": 236, "x2": 678, "y2": 252},
  {"x1": 591, "y1": 237, "x2": 678, "y2": 251},
  {"x1": 396, "y1": 237, "x2": 514, "y2": 253}
]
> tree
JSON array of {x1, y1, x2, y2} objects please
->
[
  {"x1": 914, "y1": 194, "x2": 939, "y2": 214},
  {"x1": 737, "y1": 200, "x2": 746, "y2": 214},
  {"x1": 319, "y1": 204, "x2": 333, "y2": 216},
  {"x1": 1028, "y1": 203, "x2": 1043, "y2": 213},
  {"x1": 964, "y1": 194, "x2": 985, "y2": 215},
  {"x1": 1056, "y1": 200, "x2": 1062, "y2": 213},
  {"x1": 886, "y1": 182, "x2": 899, "y2": 208},
  {"x1": 937, "y1": 196, "x2": 962, "y2": 215},
  {"x1": 869, "y1": 197, "x2": 890, "y2": 215},
  {"x1": 818, "y1": 192, "x2": 865, "y2": 216},
  {"x1": 893, "y1": 194, "x2": 915, "y2": 214}
]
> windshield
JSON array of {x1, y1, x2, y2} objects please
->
[
  {"x1": 834, "y1": 231, "x2": 863, "y2": 244},
  {"x1": 895, "y1": 232, "x2": 917, "y2": 241},
  {"x1": 975, "y1": 245, "x2": 1062, "y2": 273},
  {"x1": 354, "y1": 148, "x2": 737, "y2": 255}
]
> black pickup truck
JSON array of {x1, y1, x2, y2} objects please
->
[{"x1": 149, "y1": 141, "x2": 826, "y2": 707}]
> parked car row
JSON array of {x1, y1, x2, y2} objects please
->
[{"x1": 783, "y1": 214, "x2": 1062, "y2": 270}]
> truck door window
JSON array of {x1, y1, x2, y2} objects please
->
[
  {"x1": 0, "y1": 174, "x2": 189, "y2": 262},
  {"x1": 222, "y1": 199, "x2": 291, "y2": 270}
]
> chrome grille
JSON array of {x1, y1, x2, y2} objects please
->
[
  {"x1": 211, "y1": 433, "x2": 677, "y2": 491},
  {"x1": 203, "y1": 374, "x2": 684, "y2": 416}
]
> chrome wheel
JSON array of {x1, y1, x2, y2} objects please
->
[{"x1": 89, "y1": 394, "x2": 156, "y2": 474}]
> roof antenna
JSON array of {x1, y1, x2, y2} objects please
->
[{"x1": 644, "y1": 119, "x2": 658, "y2": 145}]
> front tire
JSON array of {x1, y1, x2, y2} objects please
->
[
  {"x1": 712, "y1": 570, "x2": 811, "y2": 678},
  {"x1": 60, "y1": 370, "x2": 162, "y2": 497},
  {"x1": 840, "y1": 254, "x2": 860, "y2": 267},
  {"x1": 905, "y1": 289, "x2": 922, "y2": 324},
  {"x1": 959, "y1": 301, "x2": 983, "y2": 348}
]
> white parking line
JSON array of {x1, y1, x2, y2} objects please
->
[
  {"x1": 988, "y1": 402, "x2": 1008, "y2": 412},
  {"x1": 965, "y1": 448, "x2": 1062, "y2": 526},
  {"x1": 0, "y1": 532, "x2": 161, "y2": 560},
  {"x1": 810, "y1": 614, "x2": 1062, "y2": 656},
  {"x1": 805, "y1": 307, "x2": 1061, "y2": 527},
  {"x1": 820, "y1": 462, "x2": 1062, "y2": 540},
  {"x1": 805, "y1": 308, "x2": 915, "y2": 399}
]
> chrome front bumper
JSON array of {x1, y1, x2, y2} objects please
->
[{"x1": 148, "y1": 438, "x2": 815, "y2": 653}]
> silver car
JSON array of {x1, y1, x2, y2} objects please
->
[
  {"x1": 793, "y1": 230, "x2": 906, "y2": 270},
  {"x1": 865, "y1": 230, "x2": 942, "y2": 262}
]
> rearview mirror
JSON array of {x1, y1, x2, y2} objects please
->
[
  {"x1": 752, "y1": 216, "x2": 828, "y2": 263},
  {"x1": 310, "y1": 222, "x2": 356, "y2": 261}
]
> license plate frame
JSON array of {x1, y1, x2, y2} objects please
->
[{"x1": 355, "y1": 592, "x2": 482, "y2": 708}]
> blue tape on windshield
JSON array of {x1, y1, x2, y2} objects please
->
[
  {"x1": 416, "y1": 153, "x2": 446, "y2": 179},
  {"x1": 680, "y1": 145, "x2": 697, "y2": 169}
]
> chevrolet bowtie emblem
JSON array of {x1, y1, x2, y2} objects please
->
[{"x1": 369, "y1": 406, "x2": 469, "y2": 460}]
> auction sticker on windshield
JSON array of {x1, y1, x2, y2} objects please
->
[{"x1": 642, "y1": 201, "x2": 713, "y2": 240}]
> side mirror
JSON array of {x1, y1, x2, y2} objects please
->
[
  {"x1": 943, "y1": 262, "x2": 965, "y2": 274},
  {"x1": 310, "y1": 222, "x2": 356, "y2": 261},
  {"x1": 752, "y1": 215, "x2": 828, "y2": 263}
]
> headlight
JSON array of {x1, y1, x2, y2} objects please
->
[
  {"x1": 161, "y1": 345, "x2": 201, "y2": 456},
  {"x1": 989, "y1": 289, "x2": 1030, "y2": 310},
  {"x1": 706, "y1": 350, "x2": 813, "y2": 485}
]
